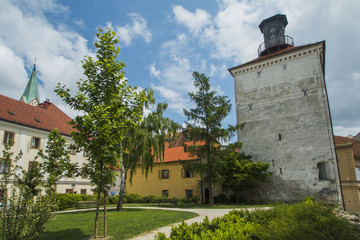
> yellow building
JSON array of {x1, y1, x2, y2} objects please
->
[
  {"x1": 125, "y1": 135, "x2": 209, "y2": 201},
  {"x1": 335, "y1": 135, "x2": 360, "y2": 211}
]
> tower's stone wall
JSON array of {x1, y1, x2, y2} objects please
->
[{"x1": 229, "y1": 42, "x2": 340, "y2": 204}]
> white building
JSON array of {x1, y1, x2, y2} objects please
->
[
  {"x1": 0, "y1": 65, "x2": 92, "y2": 194},
  {"x1": 229, "y1": 14, "x2": 341, "y2": 204}
]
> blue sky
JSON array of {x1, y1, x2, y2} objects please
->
[{"x1": 1, "y1": 0, "x2": 359, "y2": 137}]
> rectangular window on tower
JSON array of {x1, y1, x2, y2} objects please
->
[{"x1": 317, "y1": 162, "x2": 327, "y2": 180}]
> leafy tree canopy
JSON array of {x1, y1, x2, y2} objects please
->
[{"x1": 55, "y1": 28, "x2": 148, "y2": 238}]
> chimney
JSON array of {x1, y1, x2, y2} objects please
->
[
  {"x1": 38, "y1": 98, "x2": 52, "y2": 109},
  {"x1": 258, "y1": 14, "x2": 294, "y2": 57}
]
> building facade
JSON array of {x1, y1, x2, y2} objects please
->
[
  {"x1": 0, "y1": 66, "x2": 92, "y2": 195},
  {"x1": 335, "y1": 135, "x2": 360, "y2": 211},
  {"x1": 229, "y1": 14, "x2": 340, "y2": 204},
  {"x1": 123, "y1": 135, "x2": 221, "y2": 202}
]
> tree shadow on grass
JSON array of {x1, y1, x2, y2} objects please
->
[{"x1": 40, "y1": 228, "x2": 89, "y2": 240}]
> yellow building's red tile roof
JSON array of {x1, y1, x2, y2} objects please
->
[
  {"x1": 161, "y1": 133, "x2": 204, "y2": 163},
  {"x1": 0, "y1": 94, "x2": 73, "y2": 136}
]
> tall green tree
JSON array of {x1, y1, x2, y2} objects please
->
[
  {"x1": 221, "y1": 144, "x2": 271, "y2": 203},
  {"x1": 116, "y1": 101, "x2": 179, "y2": 211},
  {"x1": 55, "y1": 28, "x2": 147, "y2": 239},
  {"x1": 183, "y1": 72, "x2": 242, "y2": 204}
]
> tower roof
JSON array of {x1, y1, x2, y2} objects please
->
[{"x1": 20, "y1": 64, "x2": 40, "y2": 106}]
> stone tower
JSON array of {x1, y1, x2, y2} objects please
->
[{"x1": 228, "y1": 14, "x2": 341, "y2": 204}]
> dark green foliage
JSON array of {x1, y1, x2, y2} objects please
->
[
  {"x1": 56, "y1": 193, "x2": 176, "y2": 209},
  {"x1": 221, "y1": 148, "x2": 271, "y2": 203},
  {"x1": 123, "y1": 193, "x2": 143, "y2": 203},
  {"x1": 56, "y1": 194, "x2": 88, "y2": 210},
  {"x1": 182, "y1": 196, "x2": 200, "y2": 204},
  {"x1": 155, "y1": 202, "x2": 359, "y2": 240}
]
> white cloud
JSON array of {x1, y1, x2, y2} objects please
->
[
  {"x1": 333, "y1": 126, "x2": 360, "y2": 138},
  {"x1": 173, "y1": 5, "x2": 211, "y2": 35},
  {"x1": 0, "y1": 0, "x2": 92, "y2": 118},
  {"x1": 150, "y1": 53, "x2": 195, "y2": 114},
  {"x1": 149, "y1": 62, "x2": 161, "y2": 79},
  {"x1": 168, "y1": 0, "x2": 360, "y2": 135},
  {"x1": 73, "y1": 18, "x2": 85, "y2": 28},
  {"x1": 115, "y1": 13, "x2": 152, "y2": 47}
]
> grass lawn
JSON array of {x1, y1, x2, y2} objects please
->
[
  {"x1": 40, "y1": 208, "x2": 197, "y2": 240},
  {"x1": 123, "y1": 203, "x2": 269, "y2": 209}
]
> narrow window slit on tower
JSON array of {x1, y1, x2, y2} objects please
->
[
  {"x1": 272, "y1": 159, "x2": 275, "y2": 167},
  {"x1": 280, "y1": 168, "x2": 282, "y2": 174},
  {"x1": 278, "y1": 134, "x2": 282, "y2": 141}
]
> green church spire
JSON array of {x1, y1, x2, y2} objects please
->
[{"x1": 20, "y1": 64, "x2": 40, "y2": 106}]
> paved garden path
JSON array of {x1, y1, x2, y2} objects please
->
[
  {"x1": 128, "y1": 207, "x2": 247, "y2": 240},
  {"x1": 58, "y1": 206, "x2": 266, "y2": 240}
]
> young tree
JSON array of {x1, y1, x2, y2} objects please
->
[
  {"x1": 55, "y1": 28, "x2": 147, "y2": 239},
  {"x1": 221, "y1": 145, "x2": 271, "y2": 203},
  {"x1": 183, "y1": 72, "x2": 242, "y2": 204},
  {"x1": 116, "y1": 102, "x2": 179, "y2": 211},
  {"x1": 37, "y1": 129, "x2": 75, "y2": 193}
]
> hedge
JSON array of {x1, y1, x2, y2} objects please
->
[{"x1": 155, "y1": 200, "x2": 359, "y2": 240}]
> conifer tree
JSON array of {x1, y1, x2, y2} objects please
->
[{"x1": 183, "y1": 72, "x2": 241, "y2": 204}]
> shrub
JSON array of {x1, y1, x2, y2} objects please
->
[
  {"x1": 108, "y1": 195, "x2": 119, "y2": 204},
  {"x1": 56, "y1": 193, "x2": 83, "y2": 210},
  {"x1": 142, "y1": 194, "x2": 157, "y2": 203},
  {"x1": 155, "y1": 202, "x2": 360, "y2": 240},
  {"x1": 214, "y1": 193, "x2": 231, "y2": 203},
  {"x1": 124, "y1": 193, "x2": 143, "y2": 203}
]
